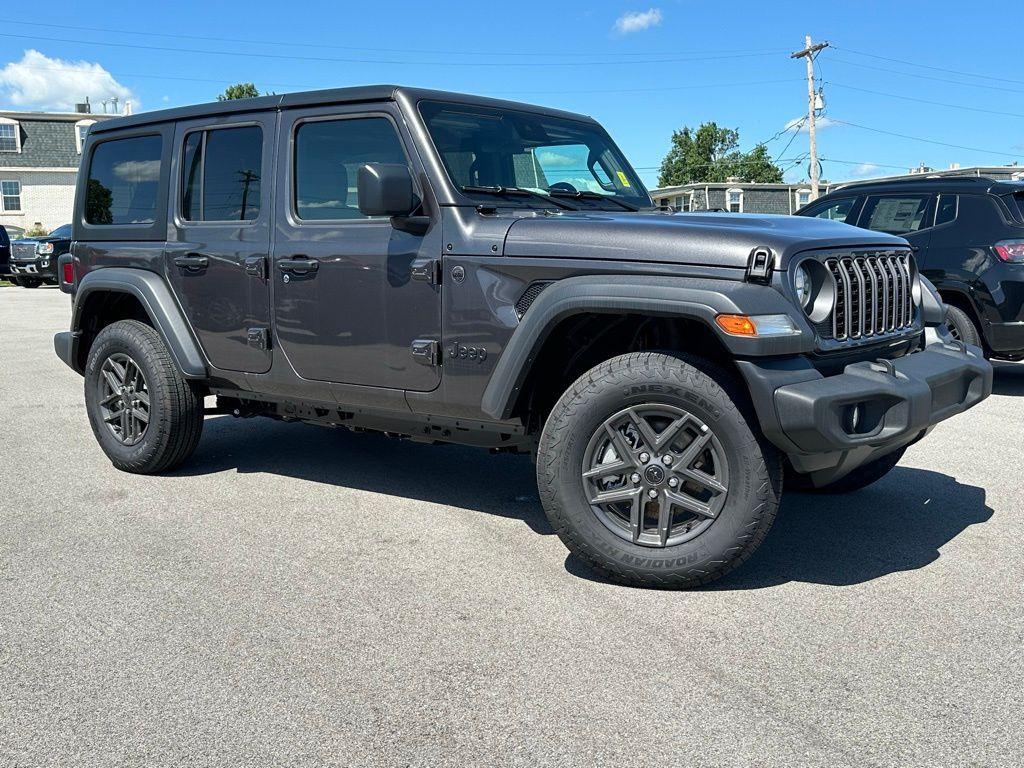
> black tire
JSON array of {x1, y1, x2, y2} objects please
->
[
  {"x1": 8, "y1": 277, "x2": 21, "y2": 287},
  {"x1": 788, "y1": 447, "x2": 906, "y2": 494},
  {"x1": 84, "y1": 320, "x2": 204, "y2": 474},
  {"x1": 19, "y1": 277, "x2": 42, "y2": 288},
  {"x1": 537, "y1": 352, "x2": 782, "y2": 589},
  {"x1": 944, "y1": 305, "x2": 982, "y2": 348}
]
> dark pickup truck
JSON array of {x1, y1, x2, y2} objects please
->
[
  {"x1": 8, "y1": 224, "x2": 71, "y2": 287},
  {"x1": 53, "y1": 86, "x2": 992, "y2": 588}
]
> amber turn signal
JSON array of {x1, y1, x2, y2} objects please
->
[{"x1": 715, "y1": 314, "x2": 757, "y2": 336}]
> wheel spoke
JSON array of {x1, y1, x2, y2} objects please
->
[
  {"x1": 657, "y1": 490, "x2": 674, "y2": 545},
  {"x1": 589, "y1": 485, "x2": 641, "y2": 507},
  {"x1": 101, "y1": 368, "x2": 122, "y2": 393},
  {"x1": 134, "y1": 390, "x2": 150, "y2": 407},
  {"x1": 583, "y1": 460, "x2": 633, "y2": 481},
  {"x1": 103, "y1": 407, "x2": 123, "y2": 424},
  {"x1": 676, "y1": 428, "x2": 712, "y2": 469},
  {"x1": 629, "y1": 494, "x2": 643, "y2": 542},
  {"x1": 625, "y1": 408, "x2": 661, "y2": 452},
  {"x1": 131, "y1": 407, "x2": 149, "y2": 424},
  {"x1": 678, "y1": 467, "x2": 728, "y2": 495},
  {"x1": 99, "y1": 391, "x2": 121, "y2": 406},
  {"x1": 107, "y1": 357, "x2": 128, "y2": 384},
  {"x1": 604, "y1": 423, "x2": 636, "y2": 464},
  {"x1": 665, "y1": 488, "x2": 716, "y2": 519}
]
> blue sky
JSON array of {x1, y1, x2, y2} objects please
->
[{"x1": 2, "y1": 0, "x2": 1023, "y2": 188}]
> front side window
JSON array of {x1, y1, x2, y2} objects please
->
[
  {"x1": 804, "y1": 197, "x2": 857, "y2": 223},
  {"x1": 0, "y1": 122, "x2": 19, "y2": 153},
  {"x1": 49, "y1": 224, "x2": 72, "y2": 238},
  {"x1": 1, "y1": 180, "x2": 21, "y2": 211},
  {"x1": 419, "y1": 101, "x2": 649, "y2": 210},
  {"x1": 861, "y1": 195, "x2": 931, "y2": 235},
  {"x1": 180, "y1": 125, "x2": 263, "y2": 222},
  {"x1": 86, "y1": 135, "x2": 162, "y2": 225},
  {"x1": 294, "y1": 116, "x2": 407, "y2": 221},
  {"x1": 727, "y1": 188, "x2": 743, "y2": 213}
]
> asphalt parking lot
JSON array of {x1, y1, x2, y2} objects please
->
[{"x1": 1, "y1": 285, "x2": 1022, "y2": 767}]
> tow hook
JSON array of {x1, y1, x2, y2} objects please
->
[{"x1": 869, "y1": 359, "x2": 897, "y2": 377}]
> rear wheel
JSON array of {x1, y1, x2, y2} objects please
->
[
  {"x1": 84, "y1": 320, "x2": 204, "y2": 474},
  {"x1": 537, "y1": 352, "x2": 782, "y2": 589},
  {"x1": 944, "y1": 305, "x2": 982, "y2": 348}
]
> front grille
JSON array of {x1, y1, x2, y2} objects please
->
[
  {"x1": 824, "y1": 251, "x2": 915, "y2": 341},
  {"x1": 12, "y1": 243, "x2": 36, "y2": 260}
]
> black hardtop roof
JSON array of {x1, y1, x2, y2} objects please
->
[
  {"x1": 90, "y1": 85, "x2": 598, "y2": 134},
  {"x1": 835, "y1": 175, "x2": 1024, "y2": 196}
]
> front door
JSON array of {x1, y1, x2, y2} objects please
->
[
  {"x1": 166, "y1": 113, "x2": 274, "y2": 373},
  {"x1": 271, "y1": 105, "x2": 441, "y2": 391}
]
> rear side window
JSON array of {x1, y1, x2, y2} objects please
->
[
  {"x1": 293, "y1": 116, "x2": 407, "y2": 221},
  {"x1": 181, "y1": 125, "x2": 263, "y2": 222},
  {"x1": 861, "y1": 195, "x2": 931, "y2": 235},
  {"x1": 1013, "y1": 193, "x2": 1024, "y2": 223},
  {"x1": 86, "y1": 135, "x2": 162, "y2": 225}
]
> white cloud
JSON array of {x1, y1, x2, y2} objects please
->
[
  {"x1": 114, "y1": 160, "x2": 160, "y2": 183},
  {"x1": 614, "y1": 8, "x2": 663, "y2": 34},
  {"x1": 785, "y1": 115, "x2": 838, "y2": 133},
  {"x1": 0, "y1": 50, "x2": 135, "y2": 112},
  {"x1": 851, "y1": 163, "x2": 880, "y2": 177}
]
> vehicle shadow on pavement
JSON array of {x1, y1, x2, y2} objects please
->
[
  {"x1": 992, "y1": 362, "x2": 1024, "y2": 396},
  {"x1": 569, "y1": 466, "x2": 992, "y2": 589},
  {"x1": 174, "y1": 415, "x2": 552, "y2": 534}
]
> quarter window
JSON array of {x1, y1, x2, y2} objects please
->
[
  {"x1": 727, "y1": 188, "x2": 743, "y2": 213},
  {"x1": 180, "y1": 125, "x2": 263, "y2": 222},
  {"x1": 861, "y1": 195, "x2": 931, "y2": 235},
  {"x1": 0, "y1": 121, "x2": 19, "y2": 153},
  {"x1": 294, "y1": 116, "x2": 407, "y2": 221},
  {"x1": 935, "y1": 194, "x2": 958, "y2": 226},
  {"x1": 1, "y1": 180, "x2": 21, "y2": 211},
  {"x1": 86, "y1": 135, "x2": 163, "y2": 225}
]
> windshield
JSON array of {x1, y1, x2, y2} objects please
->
[
  {"x1": 419, "y1": 101, "x2": 651, "y2": 210},
  {"x1": 48, "y1": 224, "x2": 72, "y2": 238}
]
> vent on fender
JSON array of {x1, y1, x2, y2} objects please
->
[{"x1": 514, "y1": 281, "x2": 554, "y2": 320}]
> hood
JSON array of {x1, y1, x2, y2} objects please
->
[
  {"x1": 503, "y1": 211, "x2": 907, "y2": 268},
  {"x1": 14, "y1": 235, "x2": 66, "y2": 245}
]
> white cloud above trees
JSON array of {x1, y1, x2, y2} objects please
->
[{"x1": 0, "y1": 50, "x2": 135, "y2": 112}]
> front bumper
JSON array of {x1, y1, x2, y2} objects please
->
[
  {"x1": 738, "y1": 334, "x2": 993, "y2": 486},
  {"x1": 9, "y1": 259, "x2": 57, "y2": 279}
]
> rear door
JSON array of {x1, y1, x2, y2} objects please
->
[
  {"x1": 271, "y1": 104, "x2": 441, "y2": 391},
  {"x1": 166, "y1": 113, "x2": 275, "y2": 373}
]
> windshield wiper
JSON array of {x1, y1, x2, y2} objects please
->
[
  {"x1": 461, "y1": 185, "x2": 577, "y2": 211},
  {"x1": 547, "y1": 189, "x2": 640, "y2": 212}
]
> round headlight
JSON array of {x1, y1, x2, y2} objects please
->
[{"x1": 794, "y1": 264, "x2": 813, "y2": 309}]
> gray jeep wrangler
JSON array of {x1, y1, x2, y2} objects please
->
[{"x1": 54, "y1": 86, "x2": 992, "y2": 588}]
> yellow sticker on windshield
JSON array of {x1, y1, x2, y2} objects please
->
[{"x1": 617, "y1": 171, "x2": 632, "y2": 187}]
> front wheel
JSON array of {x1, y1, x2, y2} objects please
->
[
  {"x1": 944, "y1": 305, "x2": 982, "y2": 348},
  {"x1": 84, "y1": 320, "x2": 205, "y2": 474},
  {"x1": 19, "y1": 277, "x2": 42, "y2": 288},
  {"x1": 537, "y1": 352, "x2": 782, "y2": 589}
]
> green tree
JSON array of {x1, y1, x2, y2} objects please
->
[
  {"x1": 657, "y1": 122, "x2": 783, "y2": 186},
  {"x1": 217, "y1": 83, "x2": 261, "y2": 101}
]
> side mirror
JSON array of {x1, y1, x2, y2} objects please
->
[{"x1": 357, "y1": 163, "x2": 417, "y2": 217}]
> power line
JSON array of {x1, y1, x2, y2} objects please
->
[
  {"x1": 0, "y1": 18, "x2": 789, "y2": 60},
  {"x1": 827, "y1": 81, "x2": 1024, "y2": 119},
  {"x1": 829, "y1": 118, "x2": 1023, "y2": 159},
  {"x1": 836, "y1": 46, "x2": 1024, "y2": 87},
  {"x1": 0, "y1": 32, "x2": 786, "y2": 68},
  {"x1": 825, "y1": 55, "x2": 1024, "y2": 95}
]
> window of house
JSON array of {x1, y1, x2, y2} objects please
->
[
  {"x1": 796, "y1": 189, "x2": 811, "y2": 208},
  {"x1": 1, "y1": 180, "x2": 21, "y2": 211},
  {"x1": 294, "y1": 116, "x2": 407, "y2": 221},
  {"x1": 75, "y1": 120, "x2": 96, "y2": 154},
  {"x1": 727, "y1": 188, "x2": 743, "y2": 213},
  {"x1": 0, "y1": 120, "x2": 20, "y2": 153},
  {"x1": 85, "y1": 134, "x2": 163, "y2": 225},
  {"x1": 181, "y1": 125, "x2": 263, "y2": 222}
]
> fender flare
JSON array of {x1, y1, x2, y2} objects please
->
[
  {"x1": 480, "y1": 274, "x2": 813, "y2": 421},
  {"x1": 72, "y1": 267, "x2": 207, "y2": 378}
]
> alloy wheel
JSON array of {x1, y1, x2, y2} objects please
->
[{"x1": 98, "y1": 353, "x2": 151, "y2": 446}]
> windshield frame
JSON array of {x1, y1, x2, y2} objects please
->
[{"x1": 415, "y1": 99, "x2": 653, "y2": 211}]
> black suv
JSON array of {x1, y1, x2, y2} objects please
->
[
  {"x1": 0, "y1": 225, "x2": 11, "y2": 280},
  {"x1": 8, "y1": 224, "x2": 72, "y2": 287},
  {"x1": 798, "y1": 177, "x2": 1024, "y2": 360},
  {"x1": 52, "y1": 87, "x2": 991, "y2": 588}
]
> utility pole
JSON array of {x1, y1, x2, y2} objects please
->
[{"x1": 791, "y1": 36, "x2": 829, "y2": 200}]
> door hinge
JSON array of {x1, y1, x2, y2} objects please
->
[
  {"x1": 411, "y1": 339, "x2": 439, "y2": 366},
  {"x1": 247, "y1": 327, "x2": 270, "y2": 351},
  {"x1": 411, "y1": 259, "x2": 441, "y2": 285},
  {"x1": 244, "y1": 255, "x2": 267, "y2": 280}
]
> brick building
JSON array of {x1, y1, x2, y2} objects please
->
[{"x1": 0, "y1": 107, "x2": 117, "y2": 237}]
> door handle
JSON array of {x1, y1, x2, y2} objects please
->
[
  {"x1": 174, "y1": 254, "x2": 209, "y2": 270},
  {"x1": 278, "y1": 257, "x2": 319, "y2": 275}
]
